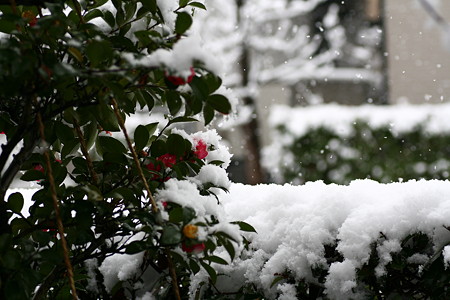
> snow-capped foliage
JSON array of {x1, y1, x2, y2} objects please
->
[
  {"x1": 215, "y1": 180, "x2": 450, "y2": 299},
  {"x1": 264, "y1": 103, "x2": 450, "y2": 183}
]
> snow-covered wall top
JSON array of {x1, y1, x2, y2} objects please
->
[
  {"x1": 216, "y1": 180, "x2": 450, "y2": 299},
  {"x1": 269, "y1": 103, "x2": 450, "y2": 138}
]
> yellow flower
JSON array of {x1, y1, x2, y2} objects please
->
[{"x1": 183, "y1": 224, "x2": 198, "y2": 239}]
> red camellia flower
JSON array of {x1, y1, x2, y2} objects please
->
[
  {"x1": 194, "y1": 140, "x2": 208, "y2": 160},
  {"x1": 181, "y1": 242, "x2": 205, "y2": 253},
  {"x1": 22, "y1": 10, "x2": 37, "y2": 27},
  {"x1": 0, "y1": 132, "x2": 5, "y2": 134},
  {"x1": 156, "y1": 153, "x2": 177, "y2": 168},
  {"x1": 166, "y1": 67, "x2": 195, "y2": 86},
  {"x1": 145, "y1": 162, "x2": 162, "y2": 180},
  {"x1": 33, "y1": 164, "x2": 45, "y2": 173}
]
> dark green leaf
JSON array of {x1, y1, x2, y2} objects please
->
[
  {"x1": 168, "y1": 116, "x2": 198, "y2": 126},
  {"x1": 204, "y1": 73, "x2": 222, "y2": 94},
  {"x1": 200, "y1": 261, "x2": 217, "y2": 284},
  {"x1": 207, "y1": 94, "x2": 232, "y2": 114},
  {"x1": 84, "y1": 8, "x2": 103, "y2": 22},
  {"x1": 124, "y1": 1, "x2": 137, "y2": 22},
  {"x1": 55, "y1": 123, "x2": 74, "y2": 144},
  {"x1": 125, "y1": 241, "x2": 147, "y2": 254},
  {"x1": 0, "y1": 17, "x2": 17, "y2": 34},
  {"x1": 150, "y1": 140, "x2": 167, "y2": 157},
  {"x1": 102, "y1": 10, "x2": 116, "y2": 27},
  {"x1": 189, "y1": 76, "x2": 209, "y2": 101},
  {"x1": 188, "y1": 2, "x2": 207, "y2": 10},
  {"x1": 203, "y1": 105, "x2": 214, "y2": 125},
  {"x1": 86, "y1": 40, "x2": 113, "y2": 67},
  {"x1": 179, "y1": 0, "x2": 189, "y2": 7},
  {"x1": 175, "y1": 12, "x2": 192, "y2": 35},
  {"x1": 83, "y1": 184, "x2": 103, "y2": 202},
  {"x1": 205, "y1": 255, "x2": 228, "y2": 265},
  {"x1": 97, "y1": 136, "x2": 127, "y2": 155},
  {"x1": 167, "y1": 134, "x2": 186, "y2": 156},
  {"x1": 183, "y1": 206, "x2": 196, "y2": 224},
  {"x1": 189, "y1": 259, "x2": 200, "y2": 274},
  {"x1": 166, "y1": 90, "x2": 182, "y2": 116},
  {"x1": 146, "y1": 122, "x2": 158, "y2": 137},
  {"x1": 142, "y1": 0, "x2": 157, "y2": 13},
  {"x1": 223, "y1": 240, "x2": 235, "y2": 260},
  {"x1": 92, "y1": 103, "x2": 120, "y2": 131},
  {"x1": 134, "y1": 125, "x2": 150, "y2": 151},
  {"x1": 62, "y1": 139, "x2": 80, "y2": 158},
  {"x1": 20, "y1": 170, "x2": 45, "y2": 182},
  {"x1": 169, "y1": 207, "x2": 184, "y2": 223},
  {"x1": 160, "y1": 224, "x2": 182, "y2": 245},
  {"x1": 7, "y1": 193, "x2": 24, "y2": 214},
  {"x1": 231, "y1": 221, "x2": 257, "y2": 233}
]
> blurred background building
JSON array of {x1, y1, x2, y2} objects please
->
[{"x1": 222, "y1": 0, "x2": 450, "y2": 183}]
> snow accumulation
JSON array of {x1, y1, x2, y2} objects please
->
[
  {"x1": 215, "y1": 180, "x2": 450, "y2": 299},
  {"x1": 7, "y1": 178, "x2": 450, "y2": 299},
  {"x1": 268, "y1": 103, "x2": 450, "y2": 138}
]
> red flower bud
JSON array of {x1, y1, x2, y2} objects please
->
[
  {"x1": 166, "y1": 67, "x2": 195, "y2": 86},
  {"x1": 33, "y1": 164, "x2": 44, "y2": 173},
  {"x1": 194, "y1": 140, "x2": 208, "y2": 160},
  {"x1": 22, "y1": 11, "x2": 37, "y2": 27},
  {"x1": 181, "y1": 242, "x2": 205, "y2": 253},
  {"x1": 145, "y1": 162, "x2": 162, "y2": 180},
  {"x1": 156, "y1": 153, "x2": 177, "y2": 168}
]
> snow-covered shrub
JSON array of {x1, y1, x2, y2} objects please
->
[
  {"x1": 209, "y1": 180, "x2": 450, "y2": 299},
  {"x1": 264, "y1": 103, "x2": 450, "y2": 184},
  {"x1": 0, "y1": 1, "x2": 250, "y2": 299}
]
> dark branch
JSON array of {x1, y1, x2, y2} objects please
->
[{"x1": 0, "y1": 0, "x2": 57, "y2": 6}]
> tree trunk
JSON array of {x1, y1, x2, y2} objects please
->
[{"x1": 237, "y1": 0, "x2": 267, "y2": 184}]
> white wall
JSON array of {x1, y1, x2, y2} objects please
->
[{"x1": 385, "y1": 0, "x2": 450, "y2": 104}]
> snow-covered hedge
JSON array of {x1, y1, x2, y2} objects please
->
[
  {"x1": 264, "y1": 103, "x2": 450, "y2": 184},
  {"x1": 202, "y1": 180, "x2": 450, "y2": 299}
]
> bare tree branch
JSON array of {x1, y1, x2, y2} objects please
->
[{"x1": 418, "y1": 0, "x2": 450, "y2": 31}]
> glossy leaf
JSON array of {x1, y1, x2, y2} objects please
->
[
  {"x1": 175, "y1": 12, "x2": 192, "y2": 35},
  {"x1": 7, "y1": 193, "x2": 24, "y2": 214}
]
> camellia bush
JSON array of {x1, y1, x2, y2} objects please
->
[
  {"x1": 264, "y1": 103, "x2": 450, "y2": 185},
  {"x1": 0, "y1": 0, "x2": 255, "y2": 299}
]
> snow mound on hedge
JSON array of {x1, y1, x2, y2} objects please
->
[
  {"x1": 268, "y1": 103, "x2": 450, "y2": 138},
  {"x1": 263, "y1": 103, "x2": 450, "y2": 183},
  {"x1": 218, "y1": 179, "x2": 450, "y2": 299}
]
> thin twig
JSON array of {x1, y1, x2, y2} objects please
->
[
  {"x1": 110, "y1": 98, "x2": 158, "y2": 213},
  {"x1": 165, "y1": 248, "x2": 182, "y2": 300},
  {"x1": 73, "y1": 118, "x2": 99, "y2": 185},
  {"x1": 34, "y1": 100, "x2": 78, "y2": 300},
  {"x1": 111, "y1": 98, "x2": 182, "y2": 300}
]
